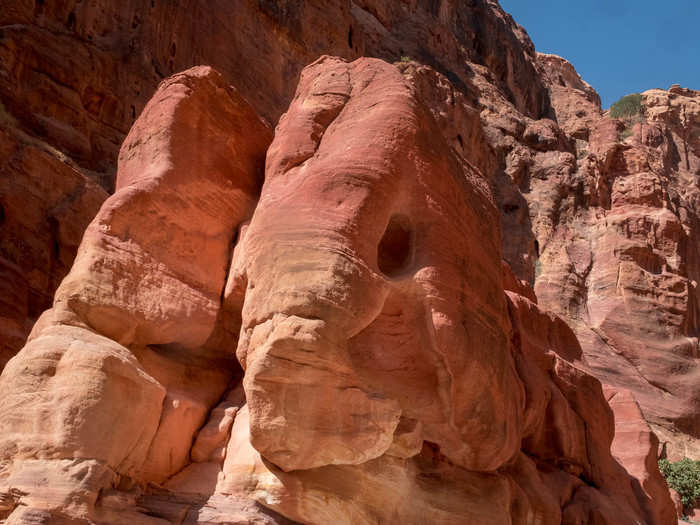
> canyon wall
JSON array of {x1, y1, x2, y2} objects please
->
[
  {"x1": 0, "y1": 0, "x2": 697, "y2": 522},
  {"x1": 0, "y1": 0, "x2": 547, "y2": 365},
  {"x1": 0, "y1": 57, "x2": 677, "y2": 525}
]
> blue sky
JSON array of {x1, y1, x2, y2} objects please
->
[{"x1": 499, "y1": 0, "x2": 700, "y2": 108}]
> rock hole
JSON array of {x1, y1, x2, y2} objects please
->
[
  {"x1": 456, "y1": 134, "x2": 464, "y2": 148},
  {"x1": 534, "y1": 240, "x2": 540, "y2": 257},
  {"x1": 47, "y1": 216, "x2": 60, "y2": 259},
  {"x1": 378, "y1": 214, "x2": 412, "y2": 277},
  {"x1": 67, "y1": 11, "x2": 76, "y2": 30},
  {"x1": 0, "y1": 203, "x2": 5, "y2": 225},
  {"x1": 130, "y1": 105, "x2": 136, "y2": 120},
  {"x1": 503, "y1": 203, "x2": 519, "y2": 214},
  {"x1": 170, "y1": 42, "x2": 177, "y2": 57},
  {"x1": 348, "y1": 26, "x2": 353, "y2": 49}
]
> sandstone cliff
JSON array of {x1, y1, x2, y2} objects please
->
[
  {"x1": 0, "y1": 0, "x2": 694, "y2": 523},
  {"x1": 0, "y1": 57, "x2": 677, "y2": 525},
  {"x1": 0, "y1": 0, "x2": 548, "y2": 366}
]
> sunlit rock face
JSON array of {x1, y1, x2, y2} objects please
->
[
  {"x1": 0, "y1": 0, "x2": 693, "y2": 523},
  {"x1": 527, "y1": 66, "x2": 700, "y2": 459},
  {"x1": 0, "y1": 57, "x2": 676, "y2": 525},
  {"x1": 0, "y1": 0, "x2": 548, "y2": 363}
]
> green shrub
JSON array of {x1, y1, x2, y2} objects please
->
[
  {"x1": 609, "y1": 93, "x2": 645, "y2": 119},
  {"x1": 659, "y1": 458, "x2": 700, "y2": 508},
  {"x1": 400, "y1": 56, "x2": 411, "y2": 63}
]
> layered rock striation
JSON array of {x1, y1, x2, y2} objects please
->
[
  {"x1": 0, "y1": 0, "x2": 548, "y2": 360},
  {"x1": 0, "y1": 56, "x2": 677, "y2": 524},
  {"x1": 0, "y1": 0, "x2": 695, "y2": 523},
  {"x1": 529, "y1": 72, "x2": 700, "y2": 461}
]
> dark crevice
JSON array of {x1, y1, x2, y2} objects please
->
[
  {"x1": 47, "y1": 216, "x2": 60, "y2": 259},
  {"x1": 66, "y1": 11, "x2": 76, "y2": 31},
  {"x1": 347, "y1": 26, "x2": 353, "y2": 49},
  {"x1": 378, "y1": 214, "x2": 413, "y2": 277}
]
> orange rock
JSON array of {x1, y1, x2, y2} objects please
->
[
  {"x1": 605, "y1": 387, "x2": 678, "y2": 525},
  {"x1": 1, "y1": 56, "x2": 677, "y2": 524},
  {"x1": 235, "y1": 55, "x2": 522, "y2": 473},
  {"x1": 0, "y1": 0, "x2": 550, "y2": 367},
  {"x1": 530, "y1": 85, "x2": 700, "y2": 459},
  {"x1": 0, "y1": 66, "x2": 272, "y2": 521},
  {"x1": 0, "y1": 0, "x2": 693, "y2": 522}
]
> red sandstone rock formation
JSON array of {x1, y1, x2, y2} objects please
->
[
  {"x1": 0, "y1": 0, "x2": 693, "y2": 522},
  {"x1": 0, "y1": 56, "x2": 676, "y2": 525},
  {"x1": 528, "y1": 71, "x2": 700, "y2": 460},
  {"x1": 0, "y1": 0, "x2": 549, "y2": 361}
]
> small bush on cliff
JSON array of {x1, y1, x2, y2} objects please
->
[
  {"x1": 609, "y1": 93, "x2": 645, "y2": 119},
  {"x1": 659, "y1": 458, "x2": 700, "y2": 508}
]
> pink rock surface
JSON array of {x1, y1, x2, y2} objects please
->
[
  {"x1": 0, "y1": 57, "x2": 677, "y2": 524},
  {"x1": 0, "y1": 0, "x2": 549, "y2": 366},
  {"x1": 0, "y1": 0, "x2": 692, "y2": 522},
  {"x1": 605, "y1": 387, "x2": 678, "y2": 525},
  {"x1": 235, "y1": 55, "x2": 521, "y2": 473},
  {"x1": 0, "y1": 66, "x2": 273, "y2": 521},
  {"x1": 528, "y1": 86, "x2": 700, "y2": 459}
]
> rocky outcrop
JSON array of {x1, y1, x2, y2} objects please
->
[
  {"x1": 0, "y1": 57, "x2": 675, "y2": 525},
  {"x1": 527, "y1": 76, "x2": 700, "y2": 459},
  {"x1": 0, "y1": 0, "x2": 554, "y2": 367},
  {"x1": 1, "y1": 0, "x2": 694, "y2": 522},
  {"x1": 605, "y1": 387, "x2": 679, "y2": 524}
]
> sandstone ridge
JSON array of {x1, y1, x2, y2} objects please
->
[
  {"x1": 0, "y1": 58, "x2": 678, "y2": 525},
  {"x1": 0, "y1": 0, "x2": 696, "y2": 523}
]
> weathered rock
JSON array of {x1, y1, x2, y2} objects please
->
[
  {"x1": 537, "y1": 53, "x2": 602, "y2": 140},
  {"x1": 53, "y1": 66, "x2": 270, "y2": 350},
  {"x1": 0, "y1": 0, "x2": 691, "y2": 522},
  {"x1": 0, "y1": 55, "x2": 677, "y2": 524},
  {"x1": 217, "y1": 57, "x2": 669, "y2": 524},
  {"x1": 528, "y1": 85, "x2": 700, "y2": 459},
  {"x1": 0, "y1": 0, "x2": 551, "y2": 365},
  {"x1": 0, "y1": 65, "x2": 271, "y2": 521},
  {"x1": 605, "y1": 387, "x2": 678, "y2": 525},
  {"x1": 0, "y1": 122, "x2": 107, "y2": 369},
  {"x1": 235, "y1": 55, "x2": 522, "y2": 473}
]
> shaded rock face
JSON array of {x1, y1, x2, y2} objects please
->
[
  {"x1": 605, "y1": 387, "x2": 678, "y2": 525},
  {"x1": 0, "y1": 115, "x2": 107, "y2": 369},
  {"x1": 0, "y1": 0, "x2": 550, "y2": 368},
  {"x1": 0, "y1": 59, "x2": 675, "y2": 525}
]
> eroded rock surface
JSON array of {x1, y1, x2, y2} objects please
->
[
  {"x1": 0, "y1": 56, "x2": 676, "y2": 525},
  {"x1": 0, "y1": 0, "x2": 692, "y2": 522},
  {"x1": 527, "y1": 77, "x2": 700, "y2": 459},
  {"x1": 0, "y1": 0, "x2": 553, "y2": 360}
]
